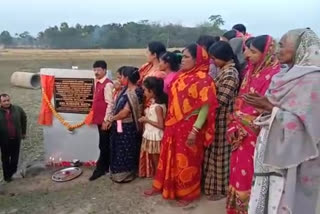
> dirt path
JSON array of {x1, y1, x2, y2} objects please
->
[
  {"x1": 0, "y1": 51, "x2": 226, "y2": 214},
  {"x1": 0, "y1": 168, "x2": 226, "y2": 214}
]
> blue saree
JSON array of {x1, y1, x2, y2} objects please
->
[{"x1": 110, "y1": 86, "x2": 143, "y2": 183}]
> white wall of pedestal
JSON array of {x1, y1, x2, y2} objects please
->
[{"x1": 41, "y1": 68, "x2": 99, "y2": 163}]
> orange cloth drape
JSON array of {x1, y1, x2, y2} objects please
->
[
  {"x1": 38, "y1": 75, "x2": 55, "y2": 126},
  {"x1": 38, "y1": 74, "x2": 95, "y2": 126},
  {"x1": 84, "y1": 110, "x2": 93, "y2": 125}
]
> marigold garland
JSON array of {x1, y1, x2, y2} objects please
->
[{"x1": 42, "y1": 90, "x2": 90, "y2": 131}]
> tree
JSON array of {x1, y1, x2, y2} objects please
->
[
  {"x1": 17, "y1": 31, "x2": 36, "y2": 46},
  {"x1": 5, "y1": 17, "x2": 226, "y2": 49},
  {"x1": 60, "y1": 22, "x2": 69, "y2": 31},
  {"x1": 208, "y1": 15, "x2": 225, "y2": 28},
  {"x1": 0, "y1": 31, "x2": 13, "y2": 46}
]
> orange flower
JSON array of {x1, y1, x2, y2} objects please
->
[
  {"x1": 196, "y1": 71, "x2": 206, "y2": 79},
  {"x1": 182, "y1": 98, "x2": 192, "y2": 113},
  {"x1": 199, "y1": 87, "x2": 209, "y2": 102},
  {"x1": 42, "y1": 90, "x2": 89, "y2": 131},
  {"x1": 188, "y1": 83, "x2": 198, "y2": 99},
  {"x1": 177, "y1": 79, "x2": 187, "y2": 92},
  {"x1": 179, "y1": 167, "x2": 198, "y2": 183},
  {"x1": 176, "y1": 153, "x2": 189, "y2": 169}
]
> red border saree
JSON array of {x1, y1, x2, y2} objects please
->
[{"x1": 152, "y1": 46, "x2": 218, "y2": 201}]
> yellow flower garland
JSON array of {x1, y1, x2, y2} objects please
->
[{"x1": 42, "y1": 90, "x2": 89, "y2": 131}]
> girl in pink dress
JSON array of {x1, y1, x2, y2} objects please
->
[{"x1": 158, "y1": 52, "x2": 181, "y2": 93}]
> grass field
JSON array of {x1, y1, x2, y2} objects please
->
[
  {"x1": 0, "y1": 49, "x2": 146, "y2": 175},
  {"x1": 0, "y1": 49, "x2": 226, "y2": 214}
]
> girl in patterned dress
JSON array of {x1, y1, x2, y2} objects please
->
[{"x1": 139, "y1": 77, "x2": 167, "y2": 178}]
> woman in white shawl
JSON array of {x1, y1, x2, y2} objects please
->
[{"x1": 244, "y1": 28, "x2": 320, "y2": 214}]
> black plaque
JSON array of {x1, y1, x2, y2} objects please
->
[{"x1": 54, "y1": 78, "x2": 94, "y2": 114}]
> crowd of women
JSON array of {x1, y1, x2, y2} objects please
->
[{"x1": 100, "y1": 24, "x2": 320, "y2": 214}]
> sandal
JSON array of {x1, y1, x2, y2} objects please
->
[
  {"x1": 143, "y1": 188, "x2": 161, "y2": 197},
  {"x1": 176, "y1": 200, "x2": 192, "y2": 207}
]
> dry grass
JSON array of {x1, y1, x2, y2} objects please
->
[
  {"x1": 0, "y1": 49, "x2": 146, "y2": 169},
  {"x1": 0, "y1": 49, "x2": 148, "y2": 60},
  {"x1": 0, "y1": 49, "x2": 225, "y2": 214}
]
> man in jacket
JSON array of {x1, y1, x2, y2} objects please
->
[{"x1": 0, "y1": 94, "x2": 27, "y2": 182}]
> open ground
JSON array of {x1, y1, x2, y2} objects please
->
[{"x1": 0, "y1": 49, "x2": 226, "y2": 214}]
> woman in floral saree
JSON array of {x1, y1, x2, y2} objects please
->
[
  {"x1": 247, "y1": 28, "x2": 320, "y2": 214},
  {"x1": 226, "y1": 35, "x2": 280, "y2": 213},
  {"x1": 144, "y1": 44, "x2": 218, "y2": 206}
]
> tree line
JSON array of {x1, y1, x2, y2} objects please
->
[{"x1": 0, "y1": 15, "x2": 225, "y2": 49}]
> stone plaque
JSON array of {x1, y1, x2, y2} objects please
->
[
  {"x1": 54, "y1": 78, "x2": 94, "y2": 114},
  {"x1": 41, "y1": 68, "x2": 99, "y2": 164}
]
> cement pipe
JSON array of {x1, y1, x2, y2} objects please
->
[{"x1": 10, "y1": 72, "x2": 41, "y2": 89}]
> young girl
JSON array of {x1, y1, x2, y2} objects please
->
[
  {"x1": 158, "y1": 51, "x2": 181, "y2": 93},
  {"x1": 138, "y1": 77, "x2": 168, "y2": 178}
]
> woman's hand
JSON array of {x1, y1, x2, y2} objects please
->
[
  {"x1": 228, "y1": 130, "x2": 238, "y2": 143},
  {"x1": 138, "y1": 116, "x2": 148, "y2": 123},
  {"x1": 101, "y1": 121, "x2": 111, "y2": 130},
  {"x1": 243, "y1": 93, "x2": 274, "y2": 112},
  {"x1": 187, "y1": 130, "x2": 197, "y2": 146},
  {"x1": 227, "y1": 126, "x2": 248, "y2": 151}
]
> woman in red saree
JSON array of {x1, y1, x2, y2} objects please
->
[
  {"x1": 144, "y1": 44, "x2": 218, "y2": 205},
  {"x1": 226, "y1": 35, "x2": 280, "y2": 214},
  {"x1": 138, "y1": 41, "x2": 167, "y2": 85}
]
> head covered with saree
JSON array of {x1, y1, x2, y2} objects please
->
[
  {"x1": 228, "y1": 35, "x2": 280, "y2": 147},
  {"x1": 261, "y1": 28, "x2": 320, "y2": 213},
  {"x1": 166, "y1": 44, "x2": 218, "y2": 146},
  {"x1": 284, "y1": 28, "x2": 320, "y2": 66},
  {"x1": 250, "y1": 35, "x2": 279, "y2": 75},
  {"x1": 236, "y1": 35, "x2": 280, "y2": 112},
  {"x1": 265, "y1": 28, "x2": 320, "y2": 168}
]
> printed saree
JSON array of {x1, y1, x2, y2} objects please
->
[
  {"x1": 152, "y1": 45, "x2": 218, "y2": 201},
  {"x1": 110, "y1": 86, "x2": 143, "y2": 183},
  {"x1": 226, "y1": 35, "x2": 280, "y2": 213},
  {"x1": 249, "y1": 28, "x2": 320, "y2": 214}
]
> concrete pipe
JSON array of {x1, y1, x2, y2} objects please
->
[{"x1": 10, "y1": 72, "x2": 41, "y2": 89}]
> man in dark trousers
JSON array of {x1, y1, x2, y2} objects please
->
[
  {"x1": 89, "y1": 60, "x2": 114, "y2": 181},
  {"x1": 0, "y1": 94, "x2": 27, "y2": 182}
]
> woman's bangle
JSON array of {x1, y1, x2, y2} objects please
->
[
  {"x1": 108, "y1": 116, "x2": 114, "y2": 122},
  {"x1": 192, "y1": 126, "x2": 200, "y2": 133},
  {"x1": 227, "y1": 127, "x2": 236, "y2": 132}
]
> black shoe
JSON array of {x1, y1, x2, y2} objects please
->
[
  {"x1": 4, "y1": 177, "x2": 12, "y2": 183},
  {"x1": 89, "y1": 170, "x2": 105, "y2": 181}
]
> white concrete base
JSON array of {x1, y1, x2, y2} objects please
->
[{"x1": 40, "y1": 68, "x2": 99, "y2": 163}]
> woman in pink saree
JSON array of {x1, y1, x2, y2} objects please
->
[{"x1": 226, "y1": 35, "x2": 280, "y2": 214}]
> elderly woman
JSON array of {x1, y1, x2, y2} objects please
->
[
  {"x1": 144, "y1": 44, "x2": 218, "y2": 206},
  {"x1": 247, "y1": 28, "x2": 320, "y2": 214}
]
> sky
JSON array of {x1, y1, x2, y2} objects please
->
[{"x1": 0, "y1": 0, "x2": 319, "y2": 38}]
